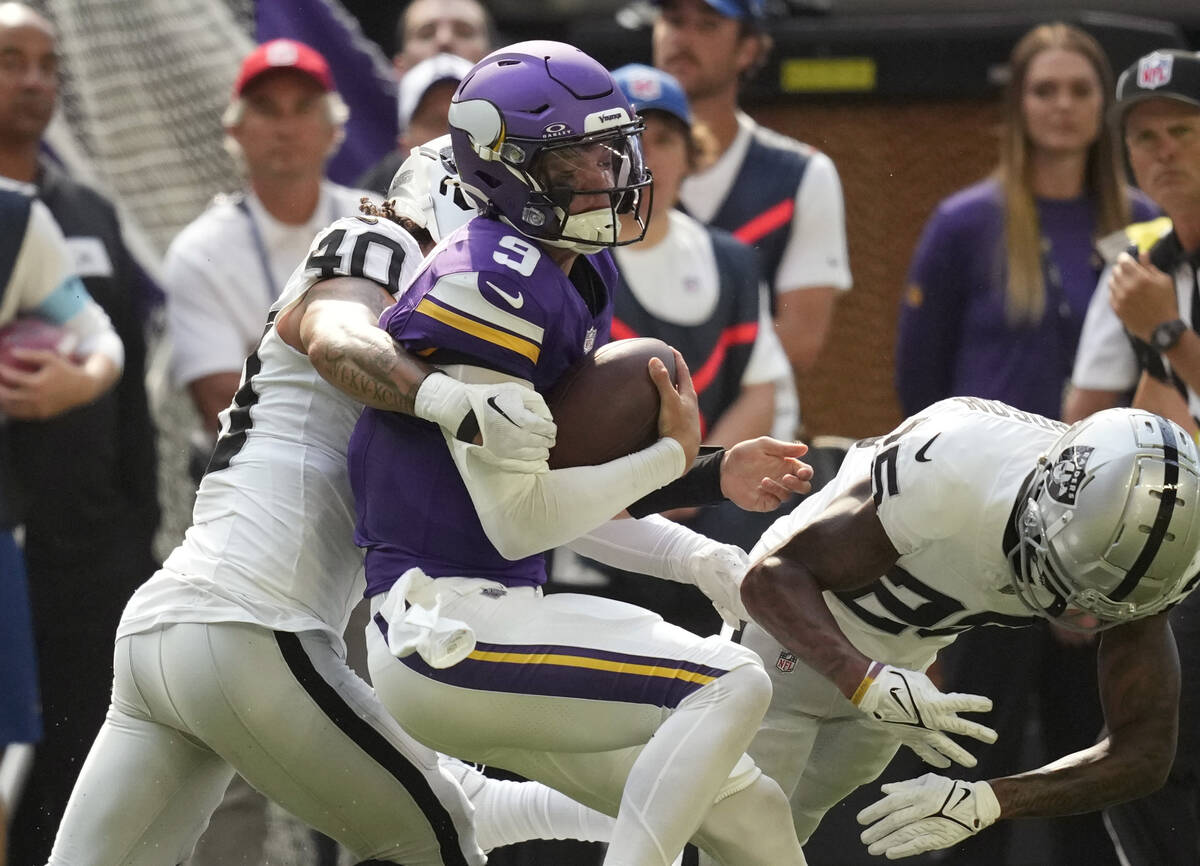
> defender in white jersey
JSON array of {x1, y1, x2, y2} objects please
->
[
  {"x1": 46, "y1": 175, "x2": 609, "y2": 865},
  {"x1": 738, "y1": 398, "x2": 1200, "y2": 859}
]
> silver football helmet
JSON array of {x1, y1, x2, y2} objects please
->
[
  {"x1": 386, "y1": 134, "x2": 479, "y2": 244},
  {"x1": 1008, "y1": 408, "x2": 1200, "y2": 632}
]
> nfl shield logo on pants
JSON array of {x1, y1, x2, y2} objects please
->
[
  {"x1": 1137, "y1": 52, "x2": 1174, "y2": 90},
  {"x1": 776, "y1": 651, "x2": 797, "y2": 673}
]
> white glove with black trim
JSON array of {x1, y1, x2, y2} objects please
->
[
  {"x1": 686, "y1": 543, "x2": 752, "y2": 630},
  {"x1": 858, "y1": 773, "x2": 1001, "y2": 859},
  {"x1": 853, "y1": 663, "x2": 996, "y2": 768},
  {"x1": 414, "y1": 373, "x2": 556, "y2": 473}
]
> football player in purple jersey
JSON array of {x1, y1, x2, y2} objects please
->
[{"x1": 352, "y1": 41, "x2": 808, "y2": 866}]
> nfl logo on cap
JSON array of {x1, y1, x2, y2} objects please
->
[
  {"x1": 1137, "y1": 52, "x2": 1174, "y2": 90},
  {"x1": 628, "y1": 74, "x2": 662, "y2": 102}
]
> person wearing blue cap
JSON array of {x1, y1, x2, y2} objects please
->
[
  {"x1": 651, "y1": 0, "x2": 852, "y2": 445},
  {"x1": 572, "y1": 62, "x2": 793, "y2": 637}
]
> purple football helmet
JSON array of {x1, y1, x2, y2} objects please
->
[{"x1": 447, "y1": 40, "x2": 653, "y2": 253}]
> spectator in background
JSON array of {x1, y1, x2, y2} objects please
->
[
  {"x1": 894, "y1": 22, "x2": 1155, "y2": 866},
  {"x1": 567, "y1": 63, "x2": 793, "y2": 636},
  {"x1": 357, "y1": 0, "x2": 492, "y2": 193},
  {"x1": 358, "y1": 53, "x2": 474, "y2": 196},
  {"x1": 0, "y1": 179, "x2": 126, "y2": 866},
  {"x1": 1064, "y1": 47, "x2": 1200, "y2": 865},
  {"x1": 165, "y1": 38, "x2": 367, "y2": 473},
  {"x1": 162, "y1": 37, "x2": 369, "y2": 865},
  {"x1": 652, "y1": 0, "x2": 852, "y2": 442},
  {"x1": 0, "y1": 6, "x2": 158, "y2": 864}
]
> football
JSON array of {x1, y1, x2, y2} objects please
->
[
  {"x1": 547, "y1": 336, "x2": 678, "y2": 469},
  {"x1": 0, "y1": 318, "x2": 77, "y2": 372}
]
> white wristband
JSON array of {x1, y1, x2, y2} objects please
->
[{"x1": 413, "y1": 371, "x2": 470, "y2": 436}]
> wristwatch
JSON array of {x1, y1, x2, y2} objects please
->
[{"x1": 1151, "y1": 318, "x2": 1189, "y2": 352}]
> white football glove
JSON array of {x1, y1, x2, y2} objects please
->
[
  {"x1": 853, "y1": 663, "x2": 996, "y2": 768},
  {"x1": 414, "y1": 373, "x2": 556, "y2": 473},
  {"x1": 687, "y1": 543, "x2": 752, "y2": 630},
  {"x1": 857, "y1": 773, "x2": 1001, "y2": 859}
]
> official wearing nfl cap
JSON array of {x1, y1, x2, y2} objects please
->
[
  {"x1": 1111, "y1": 48, "x2": 1200, "y2": 125},
  {"x1": 1097, "y1": 47, "x2": 1200, "y2": 866}
]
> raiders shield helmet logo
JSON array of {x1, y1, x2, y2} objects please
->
[{"x1": 1046, "y1": 445, "x2": 1094, "y2": 506}]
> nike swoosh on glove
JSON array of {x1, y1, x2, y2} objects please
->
[
  {"x1": 852, "y1": 663, "x2": 996, "y2": 768},
  {"x1": 857, "y1": 773, "x2": 1001, "y2": 859},
  {"x1": 414, "y1": 373, "x2": 556, "y2": 473}
]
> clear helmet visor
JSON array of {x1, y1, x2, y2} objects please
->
[{"x1": 518, "y1": 126, "x2": 652, "y2": 253}]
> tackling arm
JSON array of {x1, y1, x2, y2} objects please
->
[
  {"x1": 742, "y1": 475, "x2": 995, "y2": 769},
  {"x1": 856, "y1": 613, "x2": 1181, "y2": 859},
  {"x1": 991, "y1": 612, "x2": 1179, "y2": 817},
  {"x1": 283, "y1": 275, "x2": 430, "y2": 415},
  {"x1": 740, "y1": 478, "x2": 896, "y2": 697},
  {"x1": 279, "y1": 275, "x2": 557, "y2": 470}
]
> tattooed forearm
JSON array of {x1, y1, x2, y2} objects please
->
[{"x1": 313, "y1": 334, "x2": 428, "y2": 415}]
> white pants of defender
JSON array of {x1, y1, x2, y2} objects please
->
[
  {"x1": 741, "y1": 620, "x2": 902, "y2": 843},
  {"x1": 368, "y1": 578, "x2": 806, "y2": 866},
  {"x1": 48, "y1": 621, "x2": 482, "y2": 866}
]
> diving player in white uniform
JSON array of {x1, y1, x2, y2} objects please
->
[{"x1": 738, "y1": 398, "x2": 1200, "y2": 859}]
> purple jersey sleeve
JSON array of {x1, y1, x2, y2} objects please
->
[
  {"x1": 383, "y1": 264, "x2": 550, "y2": 382},
  {"x1": 381, "y1": 218, "x2": 614, "y2": 391}
]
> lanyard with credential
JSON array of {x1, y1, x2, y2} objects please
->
[
  {"x1": 236, "y1": 196, "x2": 340, "y2": 308},
  {"x1": 236, "y1": 197, "x2": 281, "y2": 308}
]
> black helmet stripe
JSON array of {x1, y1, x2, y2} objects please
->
[{"x1": 1112, "y1": 414, "x2": 1180, "y2": 602}]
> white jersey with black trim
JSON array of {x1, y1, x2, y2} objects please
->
[
  {"x1": 750, "y1": 397, "x2": 1067, "y2": 671},
  {"x1": 120, "y1": 216, "x2": 422, "y2": 649}
]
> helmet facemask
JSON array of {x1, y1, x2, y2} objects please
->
[
  {"x1": 468, "y1": 122, "x2": 653, "y2": 254},
  {"x1": 1009, "y1": 480, "x2": 1134, "y2": 633},
  {"x1": 527, "y1": 129, "x2": 653, "y2": 253}
]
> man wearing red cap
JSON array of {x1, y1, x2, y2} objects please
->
[{"x1": 165, "y1": 38, "x2": 370, "y2": 474}]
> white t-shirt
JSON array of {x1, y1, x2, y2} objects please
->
[
  {"x1": 120, "y1": 216, "x2": 423, "y2": 649},
  {"x1": 679, "y1": 111, "x2": 852, "y2": 296},
  {"x1": 165, "y1": 180, "x2": 369, "y2": 387},
  {"x1": 750, "y1": 397, "x2": 1062, "y2": 670}
]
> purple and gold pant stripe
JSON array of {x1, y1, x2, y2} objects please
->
[{"x1": 399, "y1": 639, "x2": 730, "y2": 710}]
